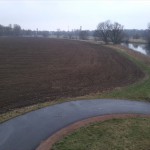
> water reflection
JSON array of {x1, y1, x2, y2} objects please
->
[
  {"x1": 121, "y1": 43, "x2": 150, "y2": 56},
  {"x1": 132, "y1": 43, "x2": 138, "y2": 48}
]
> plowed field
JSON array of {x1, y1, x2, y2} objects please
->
[{"x1": 0, "y1": 37, "x2": 144, "y2": 113}]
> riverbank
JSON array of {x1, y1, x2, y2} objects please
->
[
  {"x1": 128, "y1": 38, "x2": 148, "y2": 44},
  {"x1": 97, "y1": 44, "x2": 150, "y2": 101}
]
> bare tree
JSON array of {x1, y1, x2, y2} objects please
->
[
  {"x1": 147, "y1": 23, "x2": 150, "y2": 44},
  {"x1": 148, "y1": 23, "x2": 150, "y2": 30},
  {"x1": 93, "y1": 30, "x2": 100, "y2": 41},
  {"x1": 68, "y1": 30, "x2": 73, "y2": 39},
  {"x1": 97, "y1": 20, "x2": 111, "y2": 44},
  {"x1": 0, "y1": 24, "x2": 4, "y2": 36},
  {"x1": 97, "y1": 20, "x2": 123, "y2": 44},
  {"x1": 13, "y1": 24, "x2": 21, "y2": 36},
  {"x1": 109, "y1": 22, "x2": 124, "y2": 44}
]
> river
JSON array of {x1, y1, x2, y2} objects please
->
[{"x1": 121, "y1": 43, "x2": 150, "y2": 56}]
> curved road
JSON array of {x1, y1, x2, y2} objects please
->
[{"x1": 0, "y1": 99, "x2": 150, "y2": 150}]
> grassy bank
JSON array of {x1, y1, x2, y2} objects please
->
[
  {"x1": 52, "y1": 117, "x2": 150, "y2": 150},
  {"x1": 96, "y1": 45, "x2": 150, "y2": 102}
]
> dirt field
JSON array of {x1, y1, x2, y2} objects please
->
[{"x1": 0, "y1": 37, "x2": 144, "y2": 113}]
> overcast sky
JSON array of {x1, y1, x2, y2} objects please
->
[{"x1": 0, "y1": 0, "x2": 150, "y2": 31}]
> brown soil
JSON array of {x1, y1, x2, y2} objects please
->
[
  {"x1": 0, "y1": 37, "x2": 144, "y2": 113},
  {"x1": 36, "y1": 114, "x2": 150, "y2": 150}
]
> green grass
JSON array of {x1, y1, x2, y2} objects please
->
[
  {"x1": 97, "y1": 47, "x2": 150, "y2": 102},
  {"x1": 52, "y1": 117, "x2": 150, "y2": 150}
]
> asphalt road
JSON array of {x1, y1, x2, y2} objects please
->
[{"x1": 0, "y1": 99, "x2": 150, "y2": 150}]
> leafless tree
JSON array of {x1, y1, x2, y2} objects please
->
[
  {"x1": 148, "y1": 23, "x2": 150, "y2": 30},
  {"x1": 68, "y1": 30, "x2": 73, "y2": 39},
  {"x1": 97, "y1": 20, "x2": 111, "y2": 44},
  {"x1": 147, "y1": 23, "x2": 150, "y2": 44},
  {"x1": 13, "y1": 24, "x2": 21, "y2": 36},
  {"x1": 109, "y1": 22, "x2": 124, "y2": 44},
  {"x1": 97, "y1": 20, "x2": 123, "y2": 44},
  {"x1": 93, "y1": 30, "x2": 100, "y2": 41}
]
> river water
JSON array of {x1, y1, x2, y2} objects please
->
[{"x1": 121, "y1": 43, "x2": 150, "y2": 56}]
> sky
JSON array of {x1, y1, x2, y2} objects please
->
[{"x1": 0, "y1": 0, "x2": 150, "y2": 31}]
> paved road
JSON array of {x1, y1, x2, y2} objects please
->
[{"x1": 0, "y1": 99, "x2": 150, "y2": 150}]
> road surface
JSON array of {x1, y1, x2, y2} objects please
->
[{"x1": 0, "y1": 99, "x2": 150, "y2": 150}]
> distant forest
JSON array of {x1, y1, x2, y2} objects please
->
[{"x1": 0, "y1": 24, "x2": 149, "y2": 41}]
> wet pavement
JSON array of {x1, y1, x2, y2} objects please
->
[{"x1": 0, "y1": 99, "x2": 150, "y2": 150}]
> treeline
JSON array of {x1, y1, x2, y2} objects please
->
[
  {"x1": 0, "y1": 24, "x2": 92, "y2": 40},
  {"x1": 94, "y1": 20, "x2": 150, "y2": 44},
  {"x1": 0, "y1": 23, "x2": 150, "y2": 44},
  {"x1": 0, "y1": 24, "x2": 50, "y2": 37}
]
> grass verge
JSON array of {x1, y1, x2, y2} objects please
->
[
  {"x1": 96, "y1": 45, "x2": 150, "y2": 101},
  {"x1": 52, "y1": 117, "x2": 150, "y2": 150}
]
